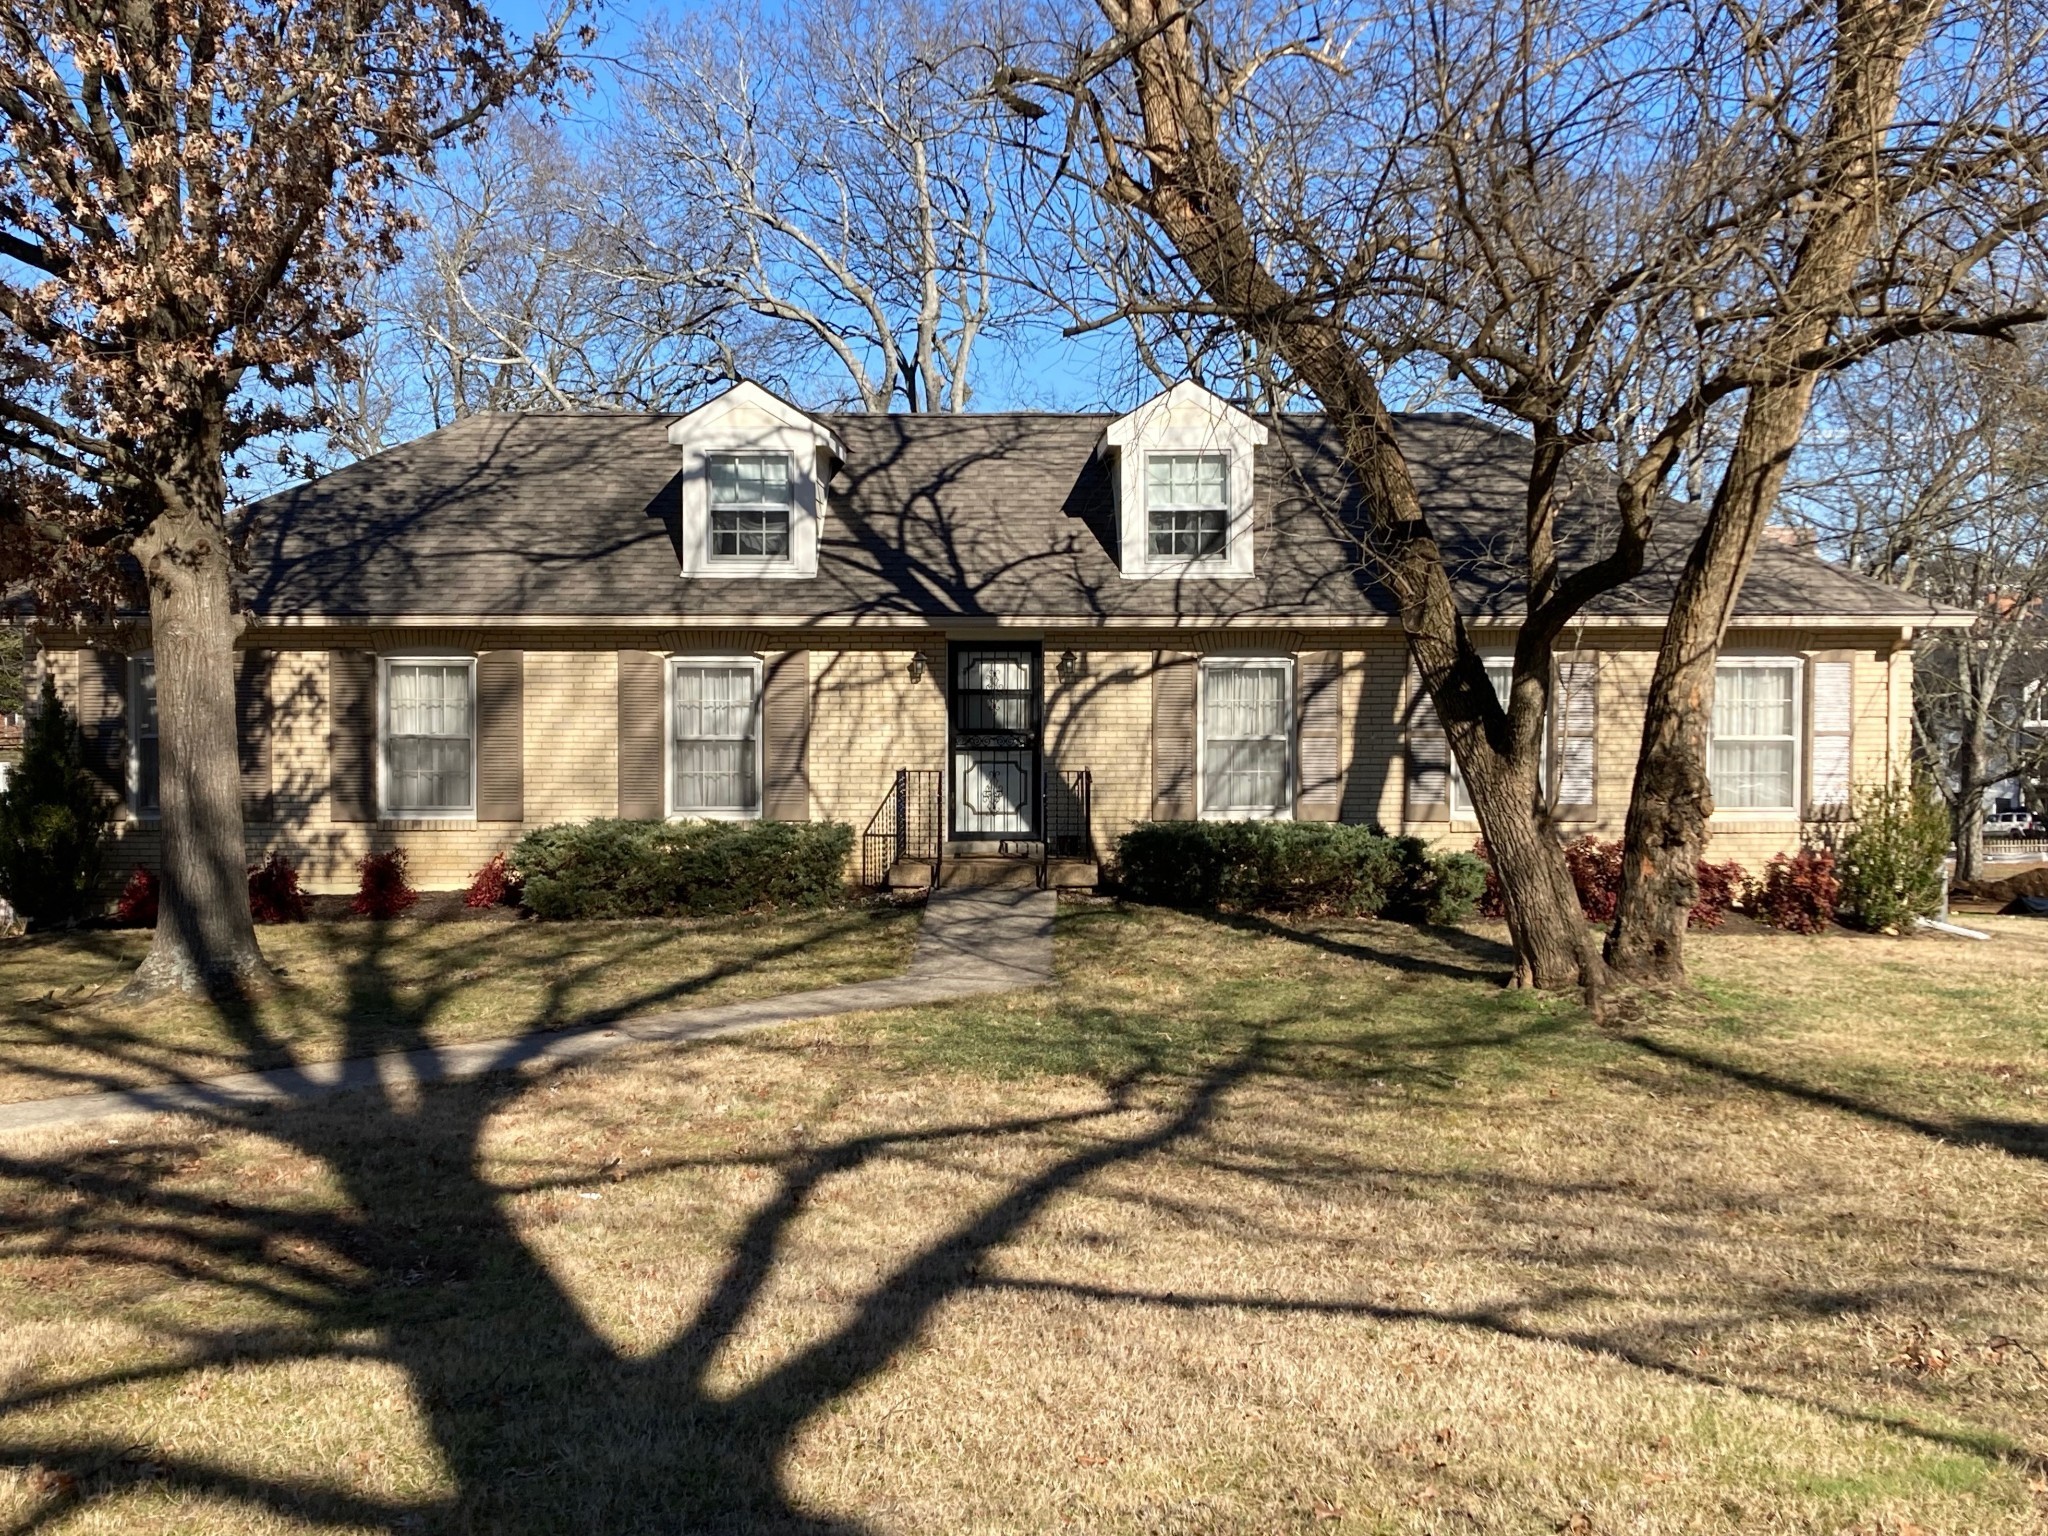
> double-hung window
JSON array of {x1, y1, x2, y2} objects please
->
[
  {"x1": 1201, "y1": 658, "x2": 1291, "y2": 818},
  {"x1": 130, "y1": 655, "x2": 159, "y2": 817},
  {"x1": 1710, "y1": 660, "x2": 1799, "y2": 812},
  {"x1": 1146, "y1": 453, "x2": 1229, "y2": 561},
  {"x1": 383, "y1": 659, "x2": 475, "y2": 816},
  {"x1": 670, "y1": 659, "x2": 761, "y2": 817},
  {"x1": 708, "y1": 452, "x2": 792, "y2": 560}
]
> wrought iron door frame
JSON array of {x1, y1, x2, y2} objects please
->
[{"x1": 947, "y1": 641, "x2": 1042, "y2": 841}]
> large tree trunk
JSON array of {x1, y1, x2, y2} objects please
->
[
  {"x1": 1099, "y1": 0, "x2": 1598, "y2": 992},
  {"x1": 1607, "y1": 0, "x2": 1939, "y2": 981},
  {"x1": 130, "y1": 393, "x2": 265, "y2": 994}
]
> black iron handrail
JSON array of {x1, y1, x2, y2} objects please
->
[
  {"x1": 1038, "y1": 768, "x2": 1093, "y2": 888},
  {"x1": 860, "y1": 768, "x2": 945, "y2": 888}
]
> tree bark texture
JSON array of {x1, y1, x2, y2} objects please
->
[
  {"x1": 131, "y1": 392, "x2": 265, "y2": 994},
  {"x1": 1607, "y1": 0, "x2": 1939, "y2": 980},
  {"x1": 1953, "y1": 723, "x2": 1987, "y2": 882},
  {"x1": 1102, "y1": 0, "x2": 1597, "y2": 991}
]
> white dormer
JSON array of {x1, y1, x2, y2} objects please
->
[
  {"x1": 667, "y1": 382, "x2": 843, "y2": 579},
  {"x1": 1101, "y1": 381, "x2": 1269, "y2": 579}
]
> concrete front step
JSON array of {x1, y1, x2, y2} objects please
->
[{"x1": 939, "y1": 855, "x2": 1040, "y2": 892}]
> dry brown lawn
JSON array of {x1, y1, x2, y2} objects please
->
[
  {"x1": 0, "y1": 904, "x2": 918, "y2": 1103},
  {"x1": 0, "y1": 904, "x2": 2042, "y2": 1534}
]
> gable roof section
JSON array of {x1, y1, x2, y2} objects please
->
[{"x1": 240, "y1": 408, "x2": 1953, "y2": 627}]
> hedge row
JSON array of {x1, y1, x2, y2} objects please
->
[
  {"x1": 1113, "y1": 821, "x2": 1486, "y2": 924},
  {"x1": 512, "y1": 819, "x2": 854, "y2": 920}
]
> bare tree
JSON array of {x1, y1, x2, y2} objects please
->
[
  {"x1": 1789, "y1": 335, "x2": 2048, "y2": 879},
  {"x1": 313, "y1": 112, "x2": 753, "y2": 462},
  {"x1": 623, "y1": 0, "x2": 1025, "y2": 412},
  {"x1": 0, "y1": 2, "x2": 571, "y2": 991},
  {"x1": 997, "y1": 0, "x2": 2048, "y2": 989}
]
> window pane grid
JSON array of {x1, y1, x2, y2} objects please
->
[
  {"x1": 709, "y1": 452, "x2": 793, "y2": 560},
  {"x1": 386, "y1": 662, "x2": 473, "y2": 814},
  {"x1": 1710, "y1": 663, "x2": 1797, "y2": 811},
  {"x1": 1146, "y1": 453, "x2": 1228, "y2": 561},
  {"x1": 1203, "y1": 663, "x2": 1288, "y2": 815},
  {"x1": 673, "y1": 664, "x2": 759, "y2": 814}
]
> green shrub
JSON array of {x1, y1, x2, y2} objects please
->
[
  {"x1": 0, "y1": 677, "x2": 112, "y2": 927},
  {"x1": 1114, "y1": 821, "x2": 1474, "y2": 923},
  {"x1": 513, "y1": 819, "x2": 854, "y2": 920},
  {"x1": 1837, "y1": 777, "x2": 1950, "y2": 932}
]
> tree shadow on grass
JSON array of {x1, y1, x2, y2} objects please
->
[
  {"x1": 1621, "y1": 1032, "x2": 2048, "y2": 1163},
  {"x1": 0, "y1": 915, "x2": 1268, "y2": 1533}
]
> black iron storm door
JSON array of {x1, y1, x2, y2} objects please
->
[{"x1": 948, "y1": 644, "x2": 1041, "y2": 840}]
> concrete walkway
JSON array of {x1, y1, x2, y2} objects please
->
[{"x1": 0, "y1": 883, "x2": 1056, "y2": 1137}]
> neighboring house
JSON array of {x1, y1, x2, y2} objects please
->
[{"x1": 39, "y1": 381, "x2": 1964, "y2": 890}]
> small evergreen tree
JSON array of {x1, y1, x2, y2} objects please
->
[
  {"x1": 1837, "y1": 777, "x2": 1952, "y2": 933},
  {"x1": 0, "y1": 676, "x2": 113, "y2": 926}
]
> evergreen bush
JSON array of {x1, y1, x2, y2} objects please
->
[
  {"x1": 1836, "y1": 777, "x2": 1951, "y2": 932},
  {"x1": 1113, "y1": 821, "x2": 1478, "y2": 923},
  {"x1": 0, "y1": 676, "x2": 112, "y2": 927},
  {"x1": 512, "y1": 819, "x2": 854, "y2": 920}
]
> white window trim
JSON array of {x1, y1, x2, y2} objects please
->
[
  {"x1": 668, "y1": 381, "x2": 840, "y2": 580},
  {"x1": 1709, "y1": 655, "x2": 1803, "y2": 819},
  {"x1": 378, "y1": 654, "x2": 478, "y2": 822},
  {"x1": 665, "y1": 654, "x2": 765, "y2": 822},
  {"x1": 1103, "y1": 381, "x2": 1268, "y2": 580},
  {"x1": 1143, "y1": 450, "x2": 1233, "y2": 564},
  {"x1": 1197, "y1": 655, "x2": 1295, "y2": 821},
  {"x1": 706, "y1": 450, "x2": 795, "y2": 563},
  {"x1": 128, "y1": 652, "x2": 158, "y2": 823},
  {"x1": 1450, "y1": 656, "x2": 1526, "y2": 820}
]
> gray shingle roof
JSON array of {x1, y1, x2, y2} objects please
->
[{"x1": 240, "y1": 408, "x2": 1947, "y2": 625}]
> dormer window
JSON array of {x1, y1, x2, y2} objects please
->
[
  {"x1": 1103, "y1": 381, "x2": 1267, "y2": 579},
  {"x1": 667, "y1": 382, "x2": 841, "y2": 580},
  {"x1": 1147, "y1": 453, "x2": 1230, "y2": 560},
  {"x1": 709, "y1": 452, "x2": 793, "y2": 560}
]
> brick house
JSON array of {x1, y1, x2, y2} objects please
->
[{"x1": 42, "y1": 381, "x2": 1962, "y2": 890}]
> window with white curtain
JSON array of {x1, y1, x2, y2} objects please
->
[
  {"x1": 1711, "y1": 660, "x2": 1800, "y2": 811},
  {"x1": 130, "y1": 654, "x2": 159, "y2": 817},
  {"x1": 708, "y1": 452, "x2": 792, "y2": 559},
  {"x1": 1146, "y1": 452, "x2": 1229, "y2": 560},
  {"x1": 1201, "y1": 658, "x2": 1292, "y2": 817},
  {"x1": 670, "y1": 659, "x2": 761, "y2": 816},
  {"x1": 383, "y1": 659, "x2": 474, "y2": 815}
]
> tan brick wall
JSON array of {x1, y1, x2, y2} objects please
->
[{"x1": 47, "y1": 623, "x2": 1916, "y2": 893}]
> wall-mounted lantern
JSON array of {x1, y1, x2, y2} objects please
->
[
  {"x1": 1056, "y1": 650, "x2": 1080, "y2": 685},
  {"x1": 908, "y1": 652, "x2": 927, "y2": 683}
]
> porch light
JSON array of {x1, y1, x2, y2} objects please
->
[
  {"x1": 1057, "y1": 650, "x2": 1080, "y2": 684},
  {"x1": 908, "y1": 652, "x2": 926, "y2": 682}
]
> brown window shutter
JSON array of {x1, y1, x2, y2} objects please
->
[
  {"x1": 236, "y1": 651, "x2": 275, "y2": 823},
  {"x1": 761, "y1": 650, "x2": 810, "y2": 821},
  {"x1": 1151, "y1": 651, "x2": 1198, "y2": 820},
  {"x1": 1294, "y1": 650, "x2": 1344, "y2": 820},
  {"x1": 1404, "y1": 663, "x2": 1451, "y2": 822},
  {"x1": 617, "y1": 650, "x2": 666, "y2": 820},
  {"x1": 1806, "y1": 654, "x2": 1855, "y2": 819},
  {"x1": 475, "y1": 650, "x2": 525, "y2": 822},
  {"x1": 1553, "y1": 658, "x2": 1598, "y2": 821},
  {"x1": 75, "y1": 648, "x2": 128, "y2": 803},
  {"x1": 328, "y1": 650, "x2": 377, "y2": 823}
]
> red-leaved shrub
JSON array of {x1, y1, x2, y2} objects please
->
[
  {"x1": 464, "y1": 851, "x2": 521, "y2": 909},
  {"x1": 1689, "y1": 859, "x2": 1746, "y2": 930},
  {"x1": 114, "y1": 866, "x2": 158, "y2": 927},
  {"x1": 1475, "y1": 837, "x2": 1751, "y2": 930},
  {"x1": 1744, "y1": 847, "x2": 1839, "y2": 934},
  {"x1": 1561, "y1": 836, "x2": 1625, "y2": 922},
  {"x1": 351, "y1": 849, "x2": 419, "y2": 919},
  {"x1": 247, "y1": 853, "x2": 309, "y2": 924}
]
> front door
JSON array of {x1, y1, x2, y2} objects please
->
[{"x1": 950, "y1": 644, "x2": 1040, "y2": 840}]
